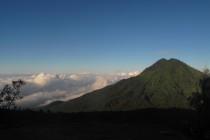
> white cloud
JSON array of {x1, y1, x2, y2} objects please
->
[
  {"x1": 117, "y1": 70, "x2": 140, "y2": 77},
  {"x1": 128, "y1": 71, "x2": 140, "y2": 77},
  {"x1": 0, "y1": 71, "x2": 140, "y2": 108},
  {"x1": 33, "y1": 73, "x2": 55, "y2": 86},
  {"x1": 69, "y1": 74, "x2": 81, "y2": 80},
  {"x1": 16, "y1": 90, "x2": 67, "y2": 108},
  {"x1": 91, "y1": 76, "x2": 108, "y2": 90}
]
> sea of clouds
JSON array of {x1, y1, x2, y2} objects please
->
[{"x1": 0, "y1": 71, "x2": 140, "y2": 108}]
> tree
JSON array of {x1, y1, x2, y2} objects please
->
[
  {"x1": 190, "y1": 69, "x2": 210, "y2": 138},
  {"x1": 191, "y1": 68, "x2": 210, "y2": 108},
  {"x1": 0, "y1": 80, "x2": 25, "y2": 110},
  {"x1": 203, "y1": 67, "x2": 210, "y2": 77},
  {"x1": 199, "y1": 68, "x2": 210, "y2": 114}
]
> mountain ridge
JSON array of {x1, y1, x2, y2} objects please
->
[{"x1": 43, "y1": 58, "x2": 204, "y2": 112}]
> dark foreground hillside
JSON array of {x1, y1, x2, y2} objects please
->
[{"x1": 0, "y1": 109, "x2": 201, "y2": 140}]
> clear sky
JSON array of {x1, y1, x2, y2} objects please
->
[{"x1": 0, "y1": 0, "x2": 210, "y2": 74}]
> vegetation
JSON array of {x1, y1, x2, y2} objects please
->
[
  {"x1": 189, "y1": 68, "x2": 210, "y2": 139},
  {"x1": 190, "y1": 68, "x2": 210, "y2": 110},
  {"x1": 203, "y1": 68, "x2": 210, "y2": 77},
  {"x1": 44, "y1": 58, "x2": 204, "y2": 112},
  {"x1": 0, "y1": 80, "x2": 25, "y2": 109}
]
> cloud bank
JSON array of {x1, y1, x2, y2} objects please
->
[{"x1": 0, "y1": 72, "x2": 140, "y2": 108}]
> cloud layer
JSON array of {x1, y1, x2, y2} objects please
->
[{"x1": 0, "y1": 72, "x2": 140, "y2": 108}]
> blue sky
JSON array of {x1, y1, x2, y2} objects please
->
[{"x1": 0, "y1": 0, "x2": 210, "y2": 73}]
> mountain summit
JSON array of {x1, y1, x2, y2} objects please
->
[{"x1": 44, "y1": 58, "x2": 203, "y2": 112}]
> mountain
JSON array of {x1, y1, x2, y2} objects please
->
[{"x1": 44, "y1": 58, "x2": 204, "y2": 112}]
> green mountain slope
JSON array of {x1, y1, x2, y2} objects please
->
[{"x1": 44, "y1": 58, "x2": 204, "y2": 112}]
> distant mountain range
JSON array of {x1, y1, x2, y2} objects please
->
[{"x1": 43, "y1": 58, "x2": 204, "y2": 112}]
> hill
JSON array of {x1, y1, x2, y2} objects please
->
[
  {"x1": 0, "y1": 108, "x2": 196, "y2": 140},
  {"x1": 44, "y1": 58, "x2": 203, "y2": 112}
]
